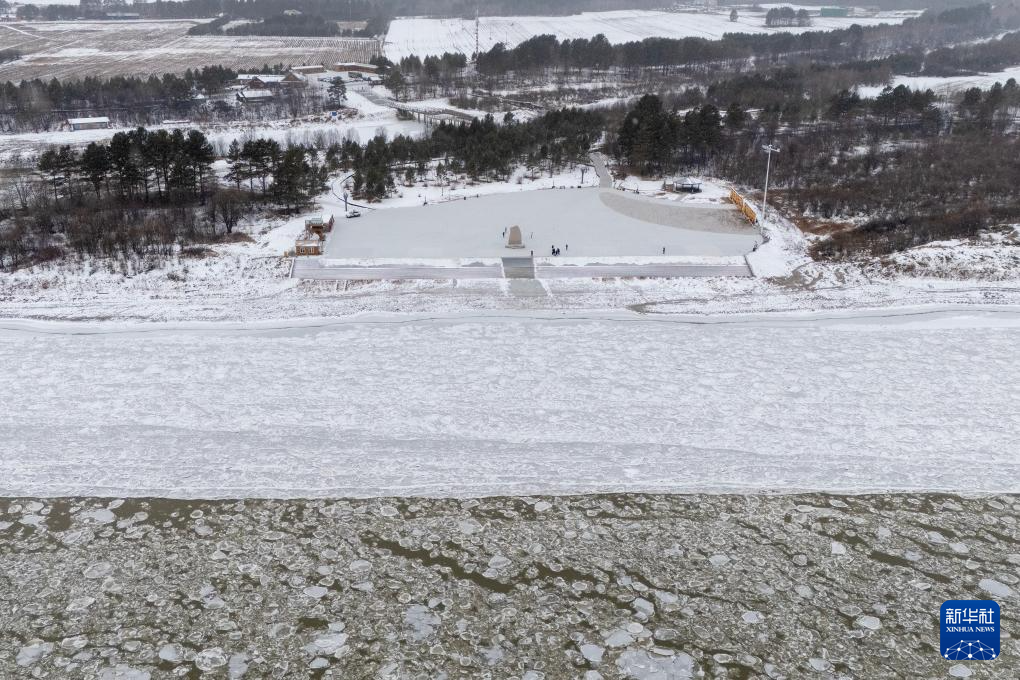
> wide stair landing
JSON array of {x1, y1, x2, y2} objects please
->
[{"x1": 501, "y1": 257, "x2": 535, "y2": 279}]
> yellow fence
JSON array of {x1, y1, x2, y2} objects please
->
[{"x1": 729, "y1": 189, "x2": 757, "y2": 224}]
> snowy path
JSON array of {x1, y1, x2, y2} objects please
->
[
  {"x1": 1, "y1": 308, "x2": 1018, "y2": 499},
  {"x1": 291, "y1": 259, "x2": 752, "y2": 280}
]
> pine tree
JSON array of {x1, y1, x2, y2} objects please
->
[
  {"x1": 225, "y1": 139, "x2": 246, "y2": 190},
  {"x1": 326, "y1": 77, "x2": 347, "y2": 109},
  {"x1": 80, "y1": 142, "x2": 110, "y2": 199}
]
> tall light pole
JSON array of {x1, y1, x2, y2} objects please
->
[{"x1": 761, "y1": 143, "x2": 780, "y2": 224}]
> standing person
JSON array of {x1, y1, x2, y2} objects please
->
[
  {"x1": 662, "y1": 247, "x2": 666, "y2": 255},
  {"x1": 565, "y1": 244, "x2": 569, "y2": 252}
]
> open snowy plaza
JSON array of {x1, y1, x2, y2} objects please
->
[
  {"x1": 323, "y1": 187, "x2": 757, "y2": 261},
  {"x1": 2, "y1": 308, "x2": 1019, "y2": 499}
]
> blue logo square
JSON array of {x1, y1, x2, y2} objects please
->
[{"x1": 941, "y1": 600, "x2": 1000, "y2": 661}]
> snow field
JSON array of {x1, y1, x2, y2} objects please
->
[
  {"x1": 856, "y1": 65, "x2": 1020, "y2": 97},
  {"x1": 0, "y1": 20, "x2": 380, "y2": 80},
  {"x1": 385, "y1": 9, "x2": 920, "y2": 60}
]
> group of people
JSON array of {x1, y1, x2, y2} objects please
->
[{"x1": 551, "y1": 244, "x2": 568, "y2": 256}]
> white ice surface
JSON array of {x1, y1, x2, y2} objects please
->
[
  {"x1": 1, "y1": 308, "x2": 1018, "y2": 499},
  {"x1": 323, "y1": 187, "x2": 756, "y2": 259}
]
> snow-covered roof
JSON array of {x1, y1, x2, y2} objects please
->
[
  {"x1": 238, "y1": 89, "x2": 274, "y2": 99},
  {"x1": 335, "y1": 62, "x2": 378, "y2": 71},
  {"x1": 68, "y1": 117, "x2": 110, "y2": 125},
  {"x1": 290, "y1": 65, "x2": 324, "y2": 72},
  {"x1": 237, "y1": 74, "x2": 286, "y2": 83},
  {"x1": 305, "y1": 214, "x2": 333, "y2": 226}
]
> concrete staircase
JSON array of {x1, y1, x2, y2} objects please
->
[{"x1": 501, "y1": 257, "x2": 535, "y2": 279}]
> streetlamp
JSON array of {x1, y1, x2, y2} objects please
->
[{"x1": 761, "y1": 144, "x2": 780, "y2": 224}]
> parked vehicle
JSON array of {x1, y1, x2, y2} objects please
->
[{"x1": 346, "y1": 210, "x2": 362, "y2": 219}]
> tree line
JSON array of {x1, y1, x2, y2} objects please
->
[
  {"x1": 608, "y1": 65, "x2": 1020, "y2": 260},
  {"x1": 36, "y1": 127, "x2": 217, "y2": 207},
  {"x1": 0, "y1": 68, "x2": 237, "y2": 114},
  {"x1": 764, "y1": 7, "x2": 812, "y2": 29},
  {"x1": 189, "y1": 13, "x2": 366, "y2": 38},
  {"x1": 325, "y1": 108, "x2": 603, "y2": 202},
  {"x1": 429, "y1": 4, "x2": 1008, "y2": 78},
  {"x1": 225, "y1": 139, "x2": 330, "y2": 211},
  {"x1": 0, "y1": 126, "x2": 332, "y2": 269},
  {"x1": 0, "y1": 67, "x2": 336, "y2": 133}
]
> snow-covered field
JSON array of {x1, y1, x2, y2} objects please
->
[
  {"x1": 857, "y1": 64, "x2": 1020, "y2": 97},
  {"x1": 0, "y1": 20, "x2": 379, "y2": 80},
  {"x1": 385, "y1": 9, "x2": 920, "y2": 60},
  {"x1": 2, "y1": 308, "x2": 1018, "y2": 498}
]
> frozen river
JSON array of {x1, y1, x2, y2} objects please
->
[
  {"x1": 2, "y1": 493, "x2": 1015, "y2": 678},
  {"x1": 1, "y1": 308, "x2": 1019, "y2": 498}
]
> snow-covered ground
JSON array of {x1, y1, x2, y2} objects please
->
[
  {"x1": 2, "y1": 307, "x2": 1018, "y2": 498},
  {"x1": 1, "y1": 166, "x2": 1019, "y2": 323},
  {"x1": 616, "y1": 176, "x2": 733, "y2": 204},
  {"x1": 857, "y1": 64, "x2": 1020, "y2": 97},
  {"x1": 0, "y1": 89, "x2": 426, "y2": 162},
  {"x1": 385, "y1": 9, "x2": 920, "y2": 60},
  {"x1": 875, "y1": 227, "x2": 1020, "y2": 280},
  {"x1": 0, "y1": 20, "x2": 379, "y2": 80},
  {"x1": 1, "y1": 118, "x2": 426, "y2": 163}
]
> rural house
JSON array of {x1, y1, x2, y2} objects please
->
[
  {"x1": 236, "y1": 89, "x2": 274, "y2": 104},
  {"x1": 68, "y1": 116, "x2": 110, "y2": 131},
  {"x1": 234, "y1": 73, "x2": 305, "y2": 90},
  {"x1": 294, "y1": 234, "x2": 322, "y2": 256},
  {"x1": 305, "y1": 214, "x2": 335, "y2": 237},
  {"x1": 334, "y1": 62, "x2": 378, "y2": 74},
  {"x1": 290, "y1": 65, "x2": 326, "y2": 75}
]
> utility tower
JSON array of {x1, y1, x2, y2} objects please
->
[{"x1": 474, "y1": 4, "x2": 480, "y2": 60}]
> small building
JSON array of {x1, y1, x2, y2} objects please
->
[
  {"x1": 234, "y1": 73, "x2": 305, "y2": 89},
  {"x1": 335, "y1": 62, "x2": 378, "y2": 74},
  {"x1": 290, "y1": 64, "x2": 326, "y2": 75},
  {"x1": 236, "y1": 89, "x2": 274, "y2": 104},
  {"x1": 235, "y1": 73, "x2": 305, "y2": 89},
  {"x1": 282, "y1": 9, "x2": 302, "y2": 16},
  {"x1": 294, "y1": 234, "x2": 322, "y2": 256},
  {"x1": 68, "y1": 116, "x2": 110, "y2": 131},
  {"x1": 820, "y1": 7, "x2": 850, "y2": 17},
  {"x1": 665, "y1": 177, "x2": 702, "y2": 193},
  {"x1": 304, "y1": 214, "x2": 334, "y2": 237}
]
